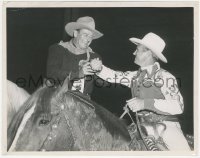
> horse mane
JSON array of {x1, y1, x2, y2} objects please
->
[
  {"x1": 67, "y1": 91, "x2": 131, "y2": 141},
  {"x1": 7, "y1": 85, "x2": 55, "y2": 150},
  {"x1": 7, "y1": 80, "x2": 30, "y2": 116},
  {"x1": 32, "y1": 87, "x2": 56, "y2": 124}
]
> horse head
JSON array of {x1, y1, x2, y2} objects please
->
[{"x1": 8, "y1": 77, "x2": 131, "y2": 151}]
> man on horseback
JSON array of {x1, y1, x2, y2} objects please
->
[
  {"x1": 94, "y1": 32, "x2": 191, "y2": 150},
  {"x1": 46, "y1": 16, "x2": 103, "y2": 98}
]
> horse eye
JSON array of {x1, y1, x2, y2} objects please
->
[{"x1": 39, "y1": 119, "x2": 50, "y2": 126}]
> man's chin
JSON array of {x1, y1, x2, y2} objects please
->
[
  {"x1": 134, "y1": 60, "x2": 140, "y2": 66},
  {"x1": 80, "y1": 45, "x2": 89, "y2": 50}
]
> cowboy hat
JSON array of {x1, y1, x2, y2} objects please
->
[
  {"x1": 65, "y1": 16, "x2": 103, "y2": 39},
  {"x1": 129, "y1": 32, "x2": 167, "y2": 63}
]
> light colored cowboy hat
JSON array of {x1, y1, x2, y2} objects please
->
[
  {"x1": 129, "y1": 32, "x2": 167, "y2": 63},
  {"x1": 65, "y1": 16, "x2": 103, "y2": 39}
]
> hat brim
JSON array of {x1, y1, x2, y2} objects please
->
[
  {"x1": 129, "y1": 38, "x2": 167, "y2": 63},
  {"x1": 65, "y1": 22, "x2": 103, "y2": 39}
]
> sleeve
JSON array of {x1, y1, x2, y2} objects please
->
[
  {"x1": 97, "y1": 65, "x2": 137, "y2": 88},
  {"x1": 46, "y1": 44, "x2": 84, "y2": 81},
  {"x1": 144, "y1": 71, "x2": 184, "y2": 115}
]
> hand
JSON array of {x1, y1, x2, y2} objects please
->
[
  {"x1": 81, "y1": 62, "x2": 95, "y2": 75},
  {"x1": 123, "y1": 105, "x2": 129, "y2": 113},
  {"x1": 90, "y1": 58, "x2": 102, "y2": 72},
  {"x1": 126, "y1": 98, "x2": 145, "y2": 112}
]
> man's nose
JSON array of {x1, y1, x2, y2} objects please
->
[
  {"x1": 133, "y1": 50, "x2": 137, "y2": 56},
  {"x1": 86, "y1": 37, "x2": 92, "y2": 42},
  {"x1": 86, "y1": 34, "x2": 93, "y2": 40}
]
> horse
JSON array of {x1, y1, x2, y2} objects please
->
[
  {"x1": 7, "y1": 78, "x2": 137, "y2": 151},
  {"x1": 7, "y1": 80, "x2": 30, "y2": 127}
]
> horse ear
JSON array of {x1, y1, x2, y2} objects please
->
[
  {"x1": 57, "y1": 74, "x2": 70, "y2": 94},
  {"x1": 57, "y1": 73, "x2": 71, "y2": 94}
]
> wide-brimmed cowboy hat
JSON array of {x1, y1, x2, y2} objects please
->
[
  {"x1": 65, "y1": 16, "x2": 103, "y2": 39},
  {"x1": 129, "y1": 32, "x2": 167, "y2": 63}
]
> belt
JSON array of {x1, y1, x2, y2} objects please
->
[
  {"x1": 161, "y1": 115, "x2": 179, "y2": 122},
  {"x1": 138, "y1": 112, "x2": 179, "y2": 123}
]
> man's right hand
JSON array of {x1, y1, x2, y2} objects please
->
[
  {"x1": 81, "y1": 62, "x2": 95, "y2": 76},
  {"x1": 126, "y1": 98, "x2": 145, "y2": 112}
]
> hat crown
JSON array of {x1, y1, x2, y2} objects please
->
[
  {"x1": 76, "y1": 16, "x2": 95, "y2": 30},
  {"x1": 65, "y1": 16, "x2": 103, "y2": 39},
  {"x1": 142, "y1": 32, "x2": 165, "y2": 53}
]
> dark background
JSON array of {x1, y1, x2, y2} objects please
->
[{"x1": 7, "y1": 8, "x2": 193, "y2": 135}]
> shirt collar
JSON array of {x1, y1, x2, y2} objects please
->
[
  {"x1": 140, "y1": 62, "x2": 160, "y2": 75},
  {"x1": 59, "y1": 40, "x2": 94, "y2": 55}
]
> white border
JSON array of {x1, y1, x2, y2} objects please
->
[{"x1": 1, "y1": 1, "x2": 199, "y2": 156}]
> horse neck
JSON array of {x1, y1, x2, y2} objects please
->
[{"x1": 57, "y1": 92, "x2": 130, "y2": 150}]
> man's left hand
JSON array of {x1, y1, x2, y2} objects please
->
[{"x1": 126, "y1": 98, "x2": 145, "y2": 112}]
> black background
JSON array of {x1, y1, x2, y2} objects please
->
[{"x1": 7, "y1": 8, "x2": 193, "y2": 135}]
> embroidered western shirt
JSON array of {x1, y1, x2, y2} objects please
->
[{"x1": 97, "y1": 62, "x2": 184, "y2": 115}]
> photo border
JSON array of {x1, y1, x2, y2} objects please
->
[{"x1": 2, "y1": 1, "x2": 199, "y2": 156}]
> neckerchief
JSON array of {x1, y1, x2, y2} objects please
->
[
  {"x1": 138, "y1": 62, "x2": 160, "y2": 79},
  {"x1": 59, "y1": 40, "x2": 94, "y2": 62}
]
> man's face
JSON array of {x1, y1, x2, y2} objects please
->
[
  {"x1": 133, "y1": 44, "x2": 152, "y2": 66},
  {"x1": 74, "y1": 29, "x2": 93, "y2": 49}
]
